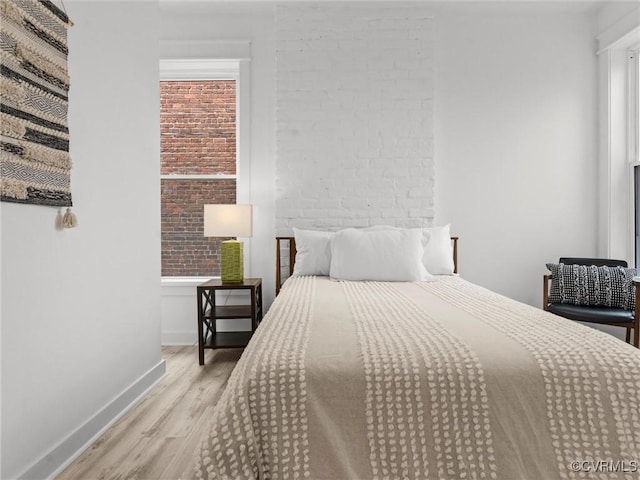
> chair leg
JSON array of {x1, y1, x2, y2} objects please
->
[
  {"x1": 626, "y1": 328, "x2": 631, "y2": 344},
  {"x1": 634, "y1": 326, "x2": 639, "y2": 348}
]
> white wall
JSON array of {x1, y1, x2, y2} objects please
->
[
  {"x1": 275, "y1": 4, "x2": 435, "y2": 233},
  {"x1": 596, "y1": 1, "x2": 639, "y2": 35},
  {"x1": 1, "y1": 2, "x2": 164, "y2": 478},
  {"x1": 434, "y1": 3, "x2": 598, "y2": 308}
]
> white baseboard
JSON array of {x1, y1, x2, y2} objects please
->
[{"x1": 18, "y1": 359, "x2": 166, "y2": 480}]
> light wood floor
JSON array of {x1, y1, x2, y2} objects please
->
[{"x1": 56, "y1": 346, "x2": 241, "y2": 480}]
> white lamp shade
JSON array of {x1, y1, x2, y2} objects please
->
[{"x1": 204, "y1": 204, "x2": 253, "y2": 237}]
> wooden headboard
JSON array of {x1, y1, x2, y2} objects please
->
[{"x1": 276, "y1": 236, "x2": 459, "y2": 295}]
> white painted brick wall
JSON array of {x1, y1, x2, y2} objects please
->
[{"x1": 275, "y1": 4, "x2": 434, "y2": 234}]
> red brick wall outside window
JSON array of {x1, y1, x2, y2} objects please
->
[{"x1": 160, "y1": 80, "x2": 236, "y2": 276}]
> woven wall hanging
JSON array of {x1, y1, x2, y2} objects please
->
[{"x1": 1, "y1": 0, "x2": 72, "y2": 207}]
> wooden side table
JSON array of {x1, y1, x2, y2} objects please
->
[{"x1": 196, "y1": 278, "x2": 263, "y2": 365}]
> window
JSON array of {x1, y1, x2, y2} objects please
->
[
  {"x1": 160, "y1": 61, "x2": 241, "y2": 277},
  {"x1": 597, "y1": 12, "x2": 639, "y2": 265},
  {"x1": 630, "y1": 49, "x2": 640, "y2": 265}
]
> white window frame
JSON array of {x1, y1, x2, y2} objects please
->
[
  {"x1": 159, "y1": 58, "x2": 252, "y2": 284},
  {"x1": 629, "y1": 49, "x2": 639, "y2": 165},
  {"x1": 629, "y1": 49, "x2": 640, "y2": 265}
]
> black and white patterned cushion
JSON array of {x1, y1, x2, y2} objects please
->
[{"x1": 546, "y1": 263, "x2": 637, "y2": 310}]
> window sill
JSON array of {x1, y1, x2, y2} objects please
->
[
  {"x1": 161, "y1": 276, "x2": 251, "y2": 300},
  {"x1": 161, "y1": 276, "x2": 218, "y2": 287}
]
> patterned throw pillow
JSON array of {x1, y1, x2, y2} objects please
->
[{"x1": 546, "y1": 263, "x2": 637, "y2": 310}]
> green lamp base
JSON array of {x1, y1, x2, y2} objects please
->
[{"x1": 221, "y1": 240, "x2": 244, "y2": 283}]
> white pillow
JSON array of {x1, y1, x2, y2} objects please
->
[
  {"x1": 292, "y1": 228, "x2": 333, "y2": 276},
  {"x1": 422, "y1": 224, "x2": 455, "y2": 275},
  {"x1": 364, "y1": 224, "x2": 456, "y2": 275},
  {"x1": 329, "y1": 228, "x2": 432, "y2": 281}
]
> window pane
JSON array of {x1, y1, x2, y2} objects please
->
[
  {"x1": 161, "y1": 179, "x2": 236, "y2": 276},
  {"x1": 160, "y1": 80, "x2": 236, "y2": 175},
  {"x1": 160, "y1": 77, "x2": 238, "y2": 277}
]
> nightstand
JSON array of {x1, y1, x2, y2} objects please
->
[{"x1": 196, "y1": 278, "x2": 263, "y2": 365}]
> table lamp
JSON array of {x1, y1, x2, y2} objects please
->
[{"x1": 204, "y1": 204, "x2": 253, "y2": 283}]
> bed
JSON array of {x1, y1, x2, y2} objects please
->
[{"x1": 193, "y1": 227, "x2": 640, "y2": 480}]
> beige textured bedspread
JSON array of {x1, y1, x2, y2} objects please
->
[{"x1": 194, "y1": 276, "x2": 640, "y2": 480}]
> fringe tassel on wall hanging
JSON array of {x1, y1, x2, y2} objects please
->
[{"x1": 62, "y1": 207, "x2": 77, "y2": 228}]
